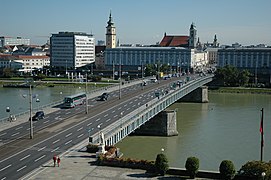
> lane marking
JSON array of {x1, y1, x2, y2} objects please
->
[
  {"x1": 17, "y1": 165, "x2": 27, "y2": 172},
  {"x1": 106, "y1": 118, "x2": 111, "y2": 122},
  {"x1": 77, "y1": 134, "x2": 84, "y2": 138},
  {"x1": 43, "y1": 120, "x2": 49, "y2": 124},
  {"x1": 11, "y1": 132, "x2": 20, "y2": 137},
  {"x1": 0, "y1": 164, "x2": 11, "y2": 172},
  {"x1": 66, "y1": 111, "x2": 71, "y2": 114},
  {"x1": 38, "y1": 146, "x2": 46, "y2": 152},
  {"x1": 1, "y1": 176, "x2": 7, "y2": 180},
  {"x1": 77, "y1": 127, "x2": 83, "y2": 131},
  {"x1": 52, "y1": 139, "x2": 60, "y2": 144},
  {"x1": 65, "y1": 140, "x2": 72, "y2": 145},
  {"x1": 0, "y1": 132, "x2": 7, "y2": 137},
  {"x1": 51, "y1": 147, "x2": 59, "y2": 152},
  {"x1": 104, "y1": 114, "x2": 108, "y2": 117},
  {"x1": 34, "y1": 155, "x2": 46, "y2": 162},
  {"x1": 65, "y1": 133, "x2": 72, "y2": 137},
  {"x1": 118, "y1": 107, "x2": 122, "y2": 110},
  {"x1": 20, "y1": 154, "x2": 31, "y2": 161},
  {"x1": 15, "y1": 126, "x2": 23, "y2": 130},
  {"x1": 113, "y1": 115, "x2": 118, "y2": 118},
  {"x1": 87, "y1": 122, "x2": 92, "y2": 126},
  {"x1": 112, "y1": 110, "x2": 115, "y2": 113},
  {"x1": 127, "y1": 108, "x2": 130, "y2": 111}
]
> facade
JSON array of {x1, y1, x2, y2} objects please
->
[
  {"x1": 50, "y1": 32, "x2": 95, "y2": 69},
  {"x1": 205, "y1": 47, "x2": 219, "y2": 65},
  {"x1": 217, "y1": 47, "x2": 271, "y2": 70},
  {"x1": 105, "y1": 47, "x2": 197, "y2": 73},
  {"x1": 0, "y1": 37, "x2": 30, "y2": 47},
  {"x1": 106, "y1": 12, "x2": 116, "y2": 49}
]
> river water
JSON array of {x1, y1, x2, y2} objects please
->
[
  {"x1": 117, "y1": 92, "x2": 271, "y2": 171},
  {"x1": 1, "y1": 86, "x2": 270, "y2": 171}
]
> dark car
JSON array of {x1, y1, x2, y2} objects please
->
[
  {"x1": 31, "y1": 111, "x2": 45, "y2": 121},
  {"x1": 98, "y1": 93, "x2": 109, "y2": 101}
]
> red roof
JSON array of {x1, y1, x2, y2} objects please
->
[{"x1": 160, "y1": 35, "x2": 189, "y2": 47}]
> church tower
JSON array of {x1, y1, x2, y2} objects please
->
[
  {"x1": 189, "y1": 23, "x2": 197, "y2": 48},
  {"x1": 213, "y1": 34, "x2": 219, "y2": 47},
  {"x1": 106, "y1": 11, "x2": 116, "y2": 48}
]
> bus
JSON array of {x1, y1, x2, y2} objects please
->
[{"x1": 63, "y1": 93, "x2": 87, "y2": 108}]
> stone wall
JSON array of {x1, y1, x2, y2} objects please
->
[{"x1": 179, "y1": 86, "x2": 209, "y2": 103}]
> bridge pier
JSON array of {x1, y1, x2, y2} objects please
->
[
  {"x1": 132, "y1": 110, "x2": 178, "y2": 136},
  {"x1": 179, "y1": 86, "x2": 208, "y2": 103}
]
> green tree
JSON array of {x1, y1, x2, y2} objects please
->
[
  {"x1": 185, "y1": 156, "x2": 199, "y2": 179},
  {"x1": 155, "y1": 153, "x2": 169, "y2": 176},
  {"x1": 239, "y1": 161, "x2": 271, "y2": 179},
  {"x1": 219, "y1": 160, "x2": 236, "y2": 180},
  {"x1": 3, "y1": 68, "x2": 13, "y2": 78}
]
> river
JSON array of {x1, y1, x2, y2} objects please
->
[{"x1": 116, "y1": 92, "x2": 271, "y2": 171}]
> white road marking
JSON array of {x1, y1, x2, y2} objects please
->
[
  {"x1": 104, "y1": 114, "x2": 108, "y2": 117},
  {"x1": 77, "y1": 127, "x2": 83, "y2": 131},
  {"x1": 38, "y1": 146, "x2": 46, "y2": 152},
  {"x1": 106, "y1": 119, "x2": 111, "y2": 122},
  {"x1": 15, "y1": 126, "x2": 23, "y2": 130},
  {"x1": 65, "y1": 133, "x2": 72, "y2": 137},
  {"x1": 52, "y1": 139, "x2": 60, "y2": 144},
  {"x1": 127, "y1": 108, "x2": 130, "y2": 111},
  {"x1": 56, "y1": 112, "x2": 61, "y2": 115},
  {"x1": 87, "y1": 122, "x2": 92, "y2": 126},
  {"x1": 1, "y1": 176, "x2": 6, "y2": 180},
  {"x1": 66, "y1": 111, "x2": 71, "y2": 114},
  {"x1": 65, "y1": 140, "x2": 72, "y2": 145},
  {"x1": 124, "y1": 104, "x2": 127, "y2": 107},
  {"x1": 112, "y1": 110, "x2": 115, "y2": 113},
  {"x1": 132, "y1": 105, "x2": 135, "y2": 108},
  {"x1": 17, "y1": 165, "x2": 27, "y2": 172},
  {"x1": 118, "y1": 107, "x2": 122, "y2": 110},
  {"x1": 20, "y1": 154, "x2": 31, "y2": 161},
  {"x1": 51, "y1": 147, "x2": 59, "y2": 152},
  {"x1": 11, "y1": 132, "x2": 20, "y2": 137},
  {"x1": 0, "y1": 132, "x2": 7, "y2": 137},
  {"x1": 34, "y1": 155, "x2": 46, "y2": 162},
  {"x1": 77, "y1": 134, "x2": 84, "y2": 138},
  {"x1": 114, "y1": 115, "x2": 118, "y2": 118},
  {"x1": 43, "y1": 120, "x2": 49, "y2": 124},
  {"x1": 0, "y1": 164, "x2": 11, "y2": 172}
]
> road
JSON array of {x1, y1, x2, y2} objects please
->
[{"x1": 0, "y1": 75, "x2": 195, "y2": 179}]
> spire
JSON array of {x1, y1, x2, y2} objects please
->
[
  {"x1": 164, "y1": 32, "x2": 167, "y2": 37},
  {"x1": 107, "y1": 11, "x2": 114, "y2": 26},
  {"x1": 190, "y1": 22, "x2": 196, "y2": 29}
]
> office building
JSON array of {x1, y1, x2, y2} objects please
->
[
  {"x1": 0, "y1": 36, "x2": 30, "y2": 47},
  {"x1": 50, "y1": 32, "x2": 95, "y2": 70}
]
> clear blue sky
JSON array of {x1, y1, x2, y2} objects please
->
[{"x1": 1, "y1": 0, "x2": 271, "y2": 46}]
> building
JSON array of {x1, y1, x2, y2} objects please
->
[
  {"x1": 50, "y1": 32, "x2": 95, "y2": 70},
  {"x1": 106, "y1": 12, "x2": 116, "y2": 49},
  {"x1": 217, "y1": 47, "x2": 271, "y2": 84},
  {"x1": 105, "y1": 47, "x2": 201, "y2": 73},
  {"x1": 159, "y1": 23, "x2": 197, "y2": 48},
  {"x1": 0, "y1": 36, "x2": 30, "y2": 47}
]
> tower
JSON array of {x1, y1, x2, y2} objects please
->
[
  {"x1": 213, "y1": 34, "x2": 219, "y2": 47},
  {"x1": 106, "y1": 11, "x2": 116, "y2": 48},
  {"x1": 189, "y1": 23, "x2": 197, "y2": 48}
]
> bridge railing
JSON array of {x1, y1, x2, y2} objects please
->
[{"x1": 90, "y1": 75, "x2": 214, "y2": 145}]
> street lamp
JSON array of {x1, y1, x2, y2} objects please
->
[
  {"x1": 161, "y1": 148, "x2": 165, "y2": 153},
  {"x1": 262, "y1": 172, "x2": 266, "y2": 180},
  {"x1": 97, "y1": 125, "x2": 101, "y2": 144},
  {"x1": 29, "y1": 84, "x2": 33, "y2": 139},
  {"x1": 120, "y1": 112, "x2": 123, "y2": 129},
  {"x1": 6, "y1": 106, "x2": 10, "y2": 121},
  {"x1": 36, "y1": 98, "x2": 40, "y2": 111},
  {"x1": 85, "y1": 73, "x2": 88, "y2": 114},
  {"x1": 119, "y1": 49, "x2": 122, "y2": 99}
]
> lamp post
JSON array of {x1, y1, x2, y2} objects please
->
[
  {"x1": 120, "y1": 112, "x2": 123, "y2": 129},
  {"x1": 161, "y1": 148, "x2": 164, "y2": 154},
  {"x1": 112, "y1": 60, "x2": 115, "y2": 80},
  {"x1": 255, "y1": 61, "x2": 258, "y2": 85},
  {"x1": 262, "y1": 172, "x2": 266, "y2": 180},
  {"x1": 97, "y1": 125, "x2": 101, "y2": 144},
  {"x1": 85, "y1": 73, "x2": 88, "y2": 114},
  {"x1": 29, "y1": 84, "x2": 33, "y2": 139},
  {"x1": 141, "y1": 60, "x2": 144, "y2": 90},
  {"x1": 119, "y1": 49, "x2": 122, "y2": 99},
  {"x1": 6, "y1": 106, "x2": 10, "y2": 121},
  {"x1": 36, "y1": 98, "x2": 40, "y2": 111}
]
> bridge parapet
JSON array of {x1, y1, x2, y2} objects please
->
[{"x1": 90, "y1": 75, "x2": 214, "y2": 146}]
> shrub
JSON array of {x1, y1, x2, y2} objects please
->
[
  {"x1": 239, "y1": 161, "x2": 271, "y2": 179},
  {"x1": 155, "y1": 153, "x2": 169, "y2": 176},
  {"x1": 185, "y1": 156, "x2": 199, "y2": 179},
  {"x1": 219, "y1": 160, "x2": 236, "y2": 180}
]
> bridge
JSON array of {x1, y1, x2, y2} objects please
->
[{"x1": 90, "y1": 74, "x2": 214, "y2": 146}]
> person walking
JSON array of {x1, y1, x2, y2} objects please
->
[
  {"x1": 57, "y1": 156, "x2": 61, "y2": 167},
  {"x1": 53, "y1": 155, "x2": 57, "y2": 167}
]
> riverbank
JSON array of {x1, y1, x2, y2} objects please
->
[{"x1": 208, "y1": 86, "x2": 271, "y2": 94}]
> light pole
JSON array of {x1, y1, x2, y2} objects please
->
[
  {"x1": 161, "y1": 148, "x2": 164, "y2": 154},
  {"x1": 6, "y1": 106, "x2": 10, "y2": 121},
  {"x1": 255, "y1": 61, "x2": 258, "y2": 85},
  {"x1": 36, "y1": 98, "x2": 40, "y2": 111},
  {"x1": 119, "y1": 49, "x2": 122, "y2": 99},
  {"x1": 141, "y1": 60, "x2": 144, "y2": 90},
  {"x1": 97, "y1": 125, "x2": 101, "y2": 144},
  {"x1": 112, "y1": 60, "x2": 115, "y2": 80},
  {"x1": 85, "y1": 73, "x2": 88, "y2": 114},
  {"x1": 29, "y1": 84, "x2": 33, "y2": 139},
  {"x1": 262, "y1": 172, "x2": 266, "y2": 180},
  {"x1": 120, "y1": 112, "x2": 123, "y2": 129}
]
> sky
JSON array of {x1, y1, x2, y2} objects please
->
[{"x1": 1, "y1": 0, "x2": 271, "y2": 46}]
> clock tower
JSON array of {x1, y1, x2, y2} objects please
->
[
  {"x1": 189, "y1": 22, "x2": 197, "y2": 48},
  {"x1": 106, "y1": 12, "x2": 116, "y2": 48}
]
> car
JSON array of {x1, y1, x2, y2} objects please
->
[
  {"x1": 98, "y1": 93, "x2": 109, "y2": 101},
  {"x1": 31, "y1": 111, "x2": 45, "y2": 121}
]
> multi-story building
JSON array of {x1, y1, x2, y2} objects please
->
[
  {"x1": 0, "y1": 36, "x2": 30, "y2": 47},
  {"x1": 50, "y1": 32, "x2": 95, "y2": 70},
  {"x1": 105, "y1": 47, "x2": 205, "y2": 73}
]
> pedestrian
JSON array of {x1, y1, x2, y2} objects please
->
[
  {"x1": 53, "y1": 155, "x2": 57, "y2": 167},
  {"x1": 57, "y1": 156, "x2": 61, "y2": 167}
]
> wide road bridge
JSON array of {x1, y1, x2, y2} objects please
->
[{"x1": 0, "y1": 74, "x2": 213, "y2": 179}]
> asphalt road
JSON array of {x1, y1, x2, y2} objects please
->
[{"x1": 0, "y1": 75, "x2": 194, "y2": 180}]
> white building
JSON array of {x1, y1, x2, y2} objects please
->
[
  {"x1": 105, "y1": 47, "x2": 208, "y2": 73},
  {"x1": 50, "y1": 32, "x2": 95, "y2": 70},
  {"x1": 0, "y1": 36, "x2": 30, "y2": 47}
]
